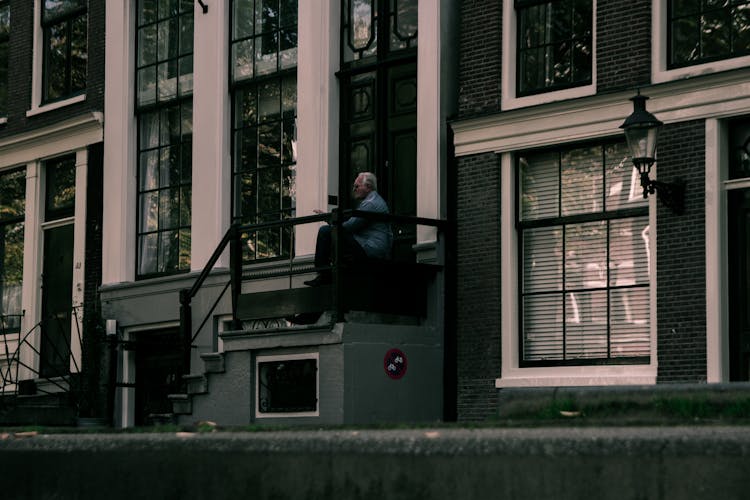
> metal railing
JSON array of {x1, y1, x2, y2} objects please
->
[
  {"x1": 0, "y1": 307, "x2": 83, "y2": 405},
  {"x1": 179, "y1": 209, "x2": 449, "y2": 370}
]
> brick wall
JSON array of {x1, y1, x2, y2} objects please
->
[
  {"x1": 455, "y1": 152, "x2": 502, "y2": 421},
  {"x1": 655, "y1": 120, "x2": 707, "y2": 383},
  {"x1": 457, "y1": 0, "x2": 502, "y2": 118},
  {"x1": 0, "y1": 0, "x2": 105, "y2": 140},
  {"x1": 597, "y1": 0, "x2": 652, "y2": 93},
  {"x1": 80, "y1": 141, "x2": 107, "y2": 418}
]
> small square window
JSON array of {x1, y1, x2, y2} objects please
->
[{"x1": 256, "y1": 354, "x2": 318, "y2": 416}]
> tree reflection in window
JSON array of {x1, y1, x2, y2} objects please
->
[
  {"x1": 0, "y1": 1, "x2": 9, "y2": 116},
  {"x1": 231, "y1": 0, "x2": 298, "y2": 263},
  {"x1": 45, "y1": 154, "x2": 76, "y2": 221},
  {"x1": 136, "y1": 0, "x2": 193, "y2": 278},
  {"x1": 42, "y1": 0, "x2": 87, "y2": 103},
  {"x1": 516, "y1": 0, "x2": 592, "y2": 95},
  {"x1": 0, "y1": 168, "x2": 25, "y2": 333},
  {"x1": 669, "y1": 0, "x2": 750, "y2": 68}
]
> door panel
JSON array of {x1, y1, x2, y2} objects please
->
[
  {"x1": 135, "y1": 328, "x2": 184, "y2": 425},
  {"x1": 40, "y1": 224, "x2": 74, "y2": 377},
  {"x1": 340, "y1": 62, "x2": 417, "y2": 262},
  {"x1": 729, "y1": 189, "x2": 750, "y2": 381}
]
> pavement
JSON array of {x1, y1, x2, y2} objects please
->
[{"x1": 2, "y1": 426, "x2": 750, "y2": 499}]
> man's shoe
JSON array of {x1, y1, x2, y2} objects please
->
[
  {"x1": 287, "y1": 312, "x2": 322, "y2": 325},
  {"x1": 304, "y1": 274, "x2": 331, "y2": 287}
]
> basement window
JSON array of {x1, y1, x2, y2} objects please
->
[{"x1": 256, "y1": 353, "x2": 318, "y2": 417}]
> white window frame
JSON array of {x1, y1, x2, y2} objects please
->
[
  {"x1": 651, "y1": 0, "x2": 750, "y2": 84},
  {"x1": 255, "y1": 351, "x2": 319, "y2": 418},
  {"x1": 27, "y1": 0, "x2": 87, "y2": 117},
  {"x1": 501, "y1": 0, "x2": 597, "y2": 111},
  {"x1": 497, "y1": 151, "x2": 658, "y2": 388}
]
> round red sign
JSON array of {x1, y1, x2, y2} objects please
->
[{"x1": 384, "y1": 348, "x2": 407, "y2": 380}]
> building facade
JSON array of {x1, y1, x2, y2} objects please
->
[
  {"x1": 0, "y1": 0, "x2": 106, "y2": 422},
  {"x1": 453, "y1": 0, "x2": 750, "y2": 419},
  {"x1": 100, "y1": 0, "x2": 457, "y2": 427}
]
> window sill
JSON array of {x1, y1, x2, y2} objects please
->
[
  {"x1": 501, "y1": 83, "x2": 596, "y2": 111},
  {"x1": 496, "y1": 365, "x2": 657, "y2": 388},
  {"x1": 26, "y1": 94, "x2": 86, "y2": 117},
  {"x1": 652, "y1": 55, "x2": 750, "y2": 85}
]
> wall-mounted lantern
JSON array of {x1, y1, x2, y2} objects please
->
[{"x1": 620, "y1": 91, "x2": 684, "y2": 214}]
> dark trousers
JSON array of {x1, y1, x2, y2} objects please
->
[{"x1": 314, "y1": 225, "x2": 368, "y2": 270}]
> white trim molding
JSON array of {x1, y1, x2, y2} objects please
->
[
  {"x1": 454, "y1": 69, "x2": 750, "y2": 158},
  {"x1": 0, "y1": 113, "x2": 103, "y2": 169},
  {"x1": 704, "y1": 118, "x2": 728, "y2": 383},
  {"x1": 102, "y1": 0, "x2": 137, "y2": 285}
]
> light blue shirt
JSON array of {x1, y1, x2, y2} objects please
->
[{"x1": 343, "y1": 190, "x2": 393, "y2": 259}]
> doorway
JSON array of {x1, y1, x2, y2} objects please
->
[
  {"x1": 728, "y1": 189, "x2": 750, "y2": 381},
  {"x1": 40, "y1": 224, "x2": 74, "y2": 378},
  {"x1": 134, "y1": 328, "x2": 184, "y2": 425},
  {"x1": 340, "y1": 62, "x2": 417, "y2": 261}
]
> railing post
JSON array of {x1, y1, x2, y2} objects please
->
[
  {"x1": 229, "y1": 223, "x2": 243, "y2": 331},
  {"x1": 179, "y1": 289, "x2": 192, "y2": 378},
  {"x1": 331, "y1": 209, "x2": 345, "y2": 322}
]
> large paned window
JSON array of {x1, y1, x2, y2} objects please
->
[
  {"x1": 42, "y1": 0, "x2": 87, "y2": 103},
  {"x1": 340, "y1": 0, "x2": 418, "y2": 260},
  {"x1": 231, "y1": 0, "x2": 298, "y2": 262},
  {"x1": 669, "y1": 0, "x2": 750, "y2": 69},
  {"x1": 136, "y1": 0, "x2": 193, "y2": 278},
  {"x1": 0, "y1": 168, "x2": 25, "y2": 334},
  {"x1": 516, "y1": 0, "x2": 592, "y2": 96},
  {"x1": 518, "y1": 142, "x2": 650, "y2": 366},
  {"x1": 0, "y1": 1, "x2": 9, "y2": 116}
]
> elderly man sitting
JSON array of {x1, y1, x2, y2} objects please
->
[{"x1": 304, "y1": 171, "x2": 393, "y2": 287}]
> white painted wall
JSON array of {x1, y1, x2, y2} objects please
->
[
  {"x1": 102, "y1": 0, "x2": 137, "y2": 285},
  {"x1": 191, "y1": 1, "x2": 231, "y2": 270}
]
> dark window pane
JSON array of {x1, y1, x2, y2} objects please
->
[
  {"x1": 669, "y1": 0, "x2": 750, "y2": 67},
  {"x1": 516, "y1": 0, "x2": 592, "y2": 95},
  {"x1": 0, "y1": 42, "x2": 7, "y2": 115},
  {"x1": 43, "y1": 8, "x2": 87, "y2": 103},
  {"x1": 43, "y1": 0, "x2": 85, "y2": 23},
  {"x1": 0, "y1": 169, "x2": 26, "y2": 221},
  {"x1": 231, "y1": 1, "x2": 297, "y2": 262},
  {"x1": 45, "y1": 22, "x2": 67, "y2": 101},
  {"x1": 71, "y1": 15, "x2": 87, "y2": 92},
  {"x1": 257, "y1": 358, "x2": 317, "y2": 413},
  {"x1": 45, "y1": 155, "x2": 76, "y2": 220},
  {"x1": 136, "y1": 95, "x2": 192, "y2": 278},
  {"x1": 0, "y1": 3, "x2": 9, "y2": 37}
]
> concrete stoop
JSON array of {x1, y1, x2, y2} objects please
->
[
  {"x1": 496, "y1": 382, "x2": 750, "y2": 422},
  {"x1": 169, "y1": 352, "x2": 226, "y2": 419}
]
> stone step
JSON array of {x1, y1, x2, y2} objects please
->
[
  {"x1": 183, "y1": 374, "x2": 207, "y2": 395},
  {"x1": 200, "y1": 352, "x2": 225, "y2": 374},
  {"x1": 168, "y1": 393, "x2": 191, "y2": 415}
]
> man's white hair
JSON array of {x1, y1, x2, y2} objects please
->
[{"x1": 359, "y1": 171, "x2": 378, "y2": 191}]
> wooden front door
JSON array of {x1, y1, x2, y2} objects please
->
[
  {"x1": 40, "y1": 223, "x2": 74, "y2": 378},
  {"x1": 729, "y1": 188, "x2": 750, "y2": 381}
]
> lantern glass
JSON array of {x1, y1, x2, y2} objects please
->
[{"x1": 624, "y1": 124, "x2": 660, "y2": 165}]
